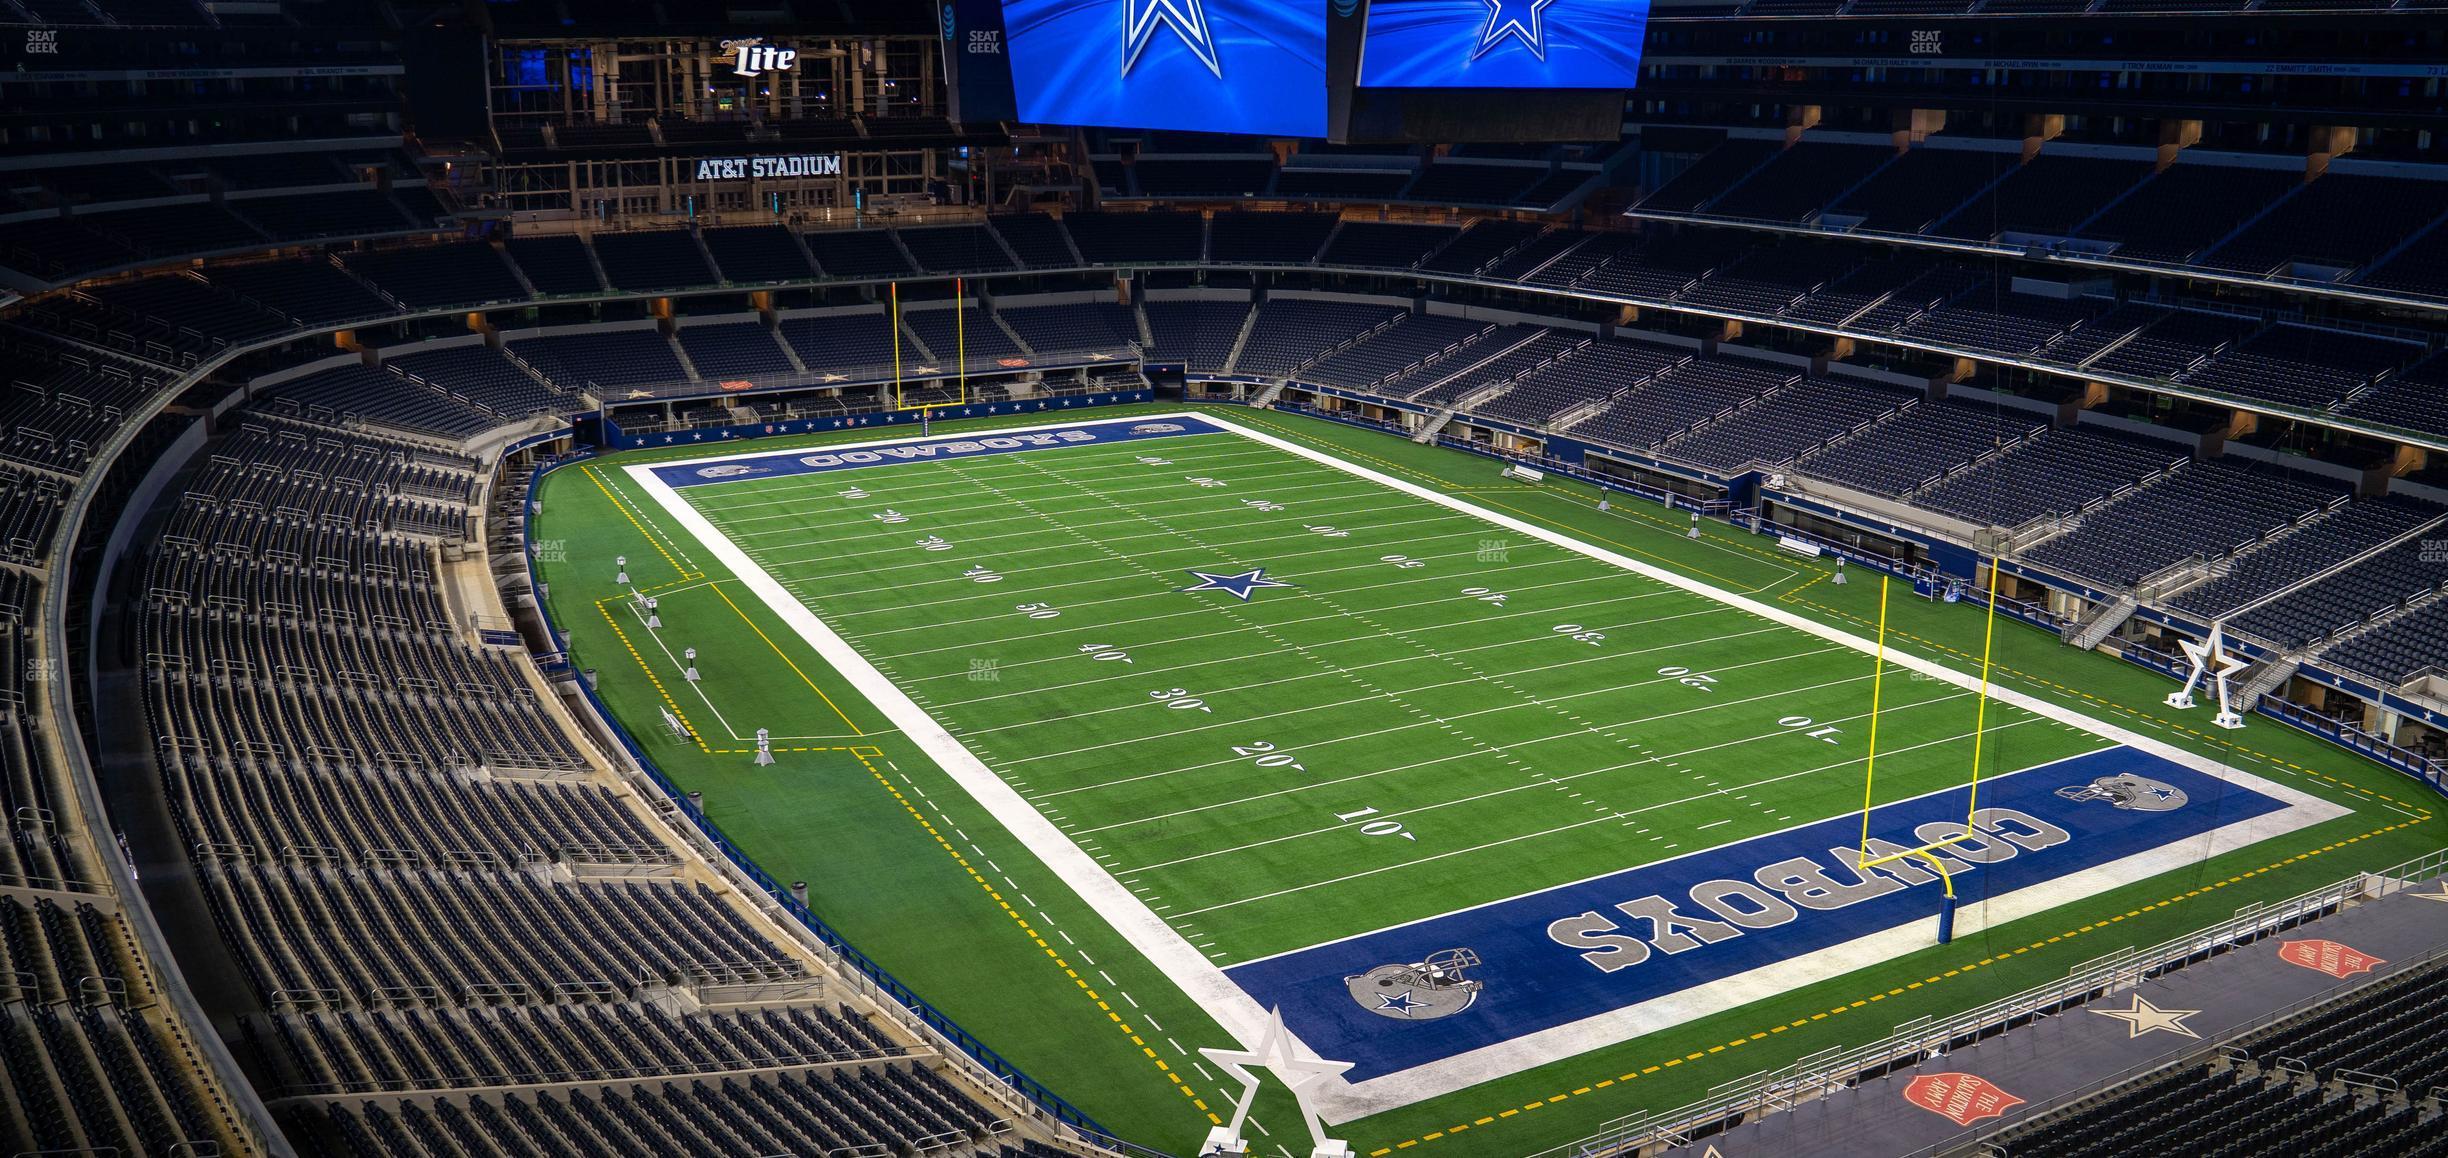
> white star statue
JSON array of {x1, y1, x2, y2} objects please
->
[{"x1": 1198, "y1": 1007, "x2": 1355, "y2": 1158}]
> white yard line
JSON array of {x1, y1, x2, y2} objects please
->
[
  {"x1": 1068, "y1": 665, "x2": 1907, "y2": 833},
  {"x1": 625, "y1": 411, "x2": 2353, "y2": 1123},
  {"x1": 859, "y1": 543, "x2": 1615, "y2": 645},
  {"x1": 766, "y1": 503, "x2": 1457, "y2": 599},
  {"x1": 1114, "y1": 685, "x2": 1981, "y2": 877},
  {"x1": 956, "y1": 603, "x2": 1752, "y2": 737}
]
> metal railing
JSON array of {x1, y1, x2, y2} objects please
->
[
  {"x1": 1530, "y1": 847, "x2": 2448, "y2": 1158},
  {"x1": 514, "y1": 450, "x2": 1145, "y2": 1153}
]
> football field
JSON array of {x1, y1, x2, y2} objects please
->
[{"x1": 615, "y1": 411, "x2": 2345, "y2": 1121}]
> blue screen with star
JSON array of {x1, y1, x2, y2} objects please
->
[
  {"x1": 1000, "y1": 0, "x2": 1326, "y2": 135},
  {"x1": 1359, "y1": 0, "x2": 1650, "y2": 89}
]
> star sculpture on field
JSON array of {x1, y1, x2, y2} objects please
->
[
  {"x1": 1183, "y1": 567, "x2": 1294, "y2": 601},
  {"x1": 1198, "y1": 1007, "x2": 1355, "y2": 1158},
  {"x1": 2090, "y1": 994, "x2": 2203, "y2": 1039},
  {"x1": 1473, "y1": 0, "x2": 1558, "y2": 62}
]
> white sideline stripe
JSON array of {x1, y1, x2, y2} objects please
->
[{"x1": 628, "y1": 412, "x2": 2351, "y2": 1124}]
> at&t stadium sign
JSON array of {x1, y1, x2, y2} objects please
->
[{"x1": 693, "y1": 154, "x2": 844, "y2": 181}]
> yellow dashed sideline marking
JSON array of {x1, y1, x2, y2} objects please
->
[
  {"x1": 708, "y1": 580, "x2": 867, "y2": 736},
  {"x1": 573, "y1": 409, "x2": 2431, "y2": 1157},
  {"x1": 583, "y1": 463, "x2": 692, "y2": 577},
  {"x1": 857, "y1": 753, "x2": 1223, "y2": 1129}
]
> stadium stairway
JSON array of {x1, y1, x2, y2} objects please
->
[{"x1": 2064, "y1": 592, "x2": 2139, "y2": 649}]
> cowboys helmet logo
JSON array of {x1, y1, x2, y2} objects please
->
[
  {"x1": 695, "y1": 464, "x2": 760, "y2": 479},
  {"x1": 1131, "y1": 423, "x2": 1186, "y2": 434},
  {"x1": 1346, "y1": 948, "x2": 1484, "y2": 1021},
  {"x1": 2056, "y1": 774, "x2": 2187, "y2": 812}
]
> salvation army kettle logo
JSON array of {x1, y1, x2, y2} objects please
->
[{"x1": 1903, "y1": 1073, "x2": 2024, "y2": 1127}]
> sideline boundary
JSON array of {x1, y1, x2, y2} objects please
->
[{"x1": 625, "y1": 412, "x2": 2348, "y2": 1121}]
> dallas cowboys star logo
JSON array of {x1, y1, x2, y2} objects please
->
[
  {"x1": 1473, "y1": 0, "x2": 1557, "y2": 62},
  {"x1": 1182, "y1": 567, "x2": 1293, "y2": 601},
  {"x1": 1124, "y1": 0, "x2": 1223, "y2": 79},
  {"x1": 1376, "y1": 990, "x2": 1424, "y2": 1016},
  {"x1": 2088, "y1": 994, "x2": 2202, "y2": 1039}
]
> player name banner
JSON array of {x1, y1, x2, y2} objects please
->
[
  {"x1": 1226, "y1": 747, "x2": 2293, "y2": 1082},
  {"x1": 692, "y1": 154, "x2": 843, "y2": 181}
]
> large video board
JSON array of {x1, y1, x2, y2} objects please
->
[
  {"x1": 1358, "y1": 0, "x2": 1649, "y2": 89},
  {"x1": 1001, "y1": 0, "x2": 1327, "y2": 136}
]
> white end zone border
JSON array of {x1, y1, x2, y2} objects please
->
[{"x1": 624, "y1": 411, "x2": 2351, "y2": 1123}]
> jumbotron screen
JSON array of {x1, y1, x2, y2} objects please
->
[
  {"x1": 1000, "y1": 0, "x2": 1328, "y2": 136},
  {"x1": 1358, "y1": 0, "x2": 1650, "y2": 89}
]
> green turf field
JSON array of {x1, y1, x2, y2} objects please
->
[
  {"x1": 534, "y1": 404, "x2": 2441, "y2": 1158},
  {"x1": 638, "y1": 420, "x2": 2122, "y2": 963}
]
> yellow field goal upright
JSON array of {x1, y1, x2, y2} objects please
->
[
  {"x1": 1849, "y1": 563, "x2": 2007, "y2": 945},
  {"x1": 887, "y1": 278, "x2": 973, "y2": 413}
]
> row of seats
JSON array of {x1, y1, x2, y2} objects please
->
[
  {"x1": 1634, "y1": 136, "x2": 2448, "y2": 287},
  {"x1": 37, "y1": 211, "x2": 2448, "y2": 443},
  {"x1": 119, "y1": 410, "x2": 1024, "y2": 1157},
  {"x1": 1100, "y1": 151, "x2": 1600, "y2": 210},
  {"x1": 1995, "y1": 957, "x2": 2448, "y2": 1158}
]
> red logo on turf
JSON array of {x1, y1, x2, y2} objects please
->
[
  {"x1": 1903, "y1": 1073, "x2": 2024, "y2": 1127},
  {"x1": 2278, "y1": 939, "x2": 2385, "y2": 979}
]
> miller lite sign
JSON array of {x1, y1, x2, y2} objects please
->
[{"x1": 724, "y1": 37, "x2": 797, "y2": 77}]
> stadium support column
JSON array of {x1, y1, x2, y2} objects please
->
[
  {"x1": 2309, "y1": 125, "x2": 2358, "y2": 177},
  {"x1": 1787, "y1": 105, "x2": 1820, "y2": 146},
  {"x1": 2156, "y1": 120, "x2": 2202, "y2": 171},
  {"x1": 2023, "y1": 114, "x2": 2065, "y2": 162}
]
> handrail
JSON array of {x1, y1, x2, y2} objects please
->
[
  {"x1": 514, "y1": 452, "x2": 1144, "y2": 1153},
  {"x1": 21, "y1": 229, "x2": 2448, "y2": 1158},
  {"x1": 1533, "y1": 847, "x2": 2448, "y2": 1158}
]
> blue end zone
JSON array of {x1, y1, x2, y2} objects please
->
[
  {"x1": 649, "y1": 415, "x2": 1228, "y2": 490},
  {"x1": 1226, "y1": 747, "x2": 2290, "y2": 1081}
]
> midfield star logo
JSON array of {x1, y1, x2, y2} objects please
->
[
  {"x1": 1123, "y1": 0, "x2": 1223, "y2": 79},
  {"x1": 1181, "y1": 567, "x2": 1295, "y2": 601}
]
